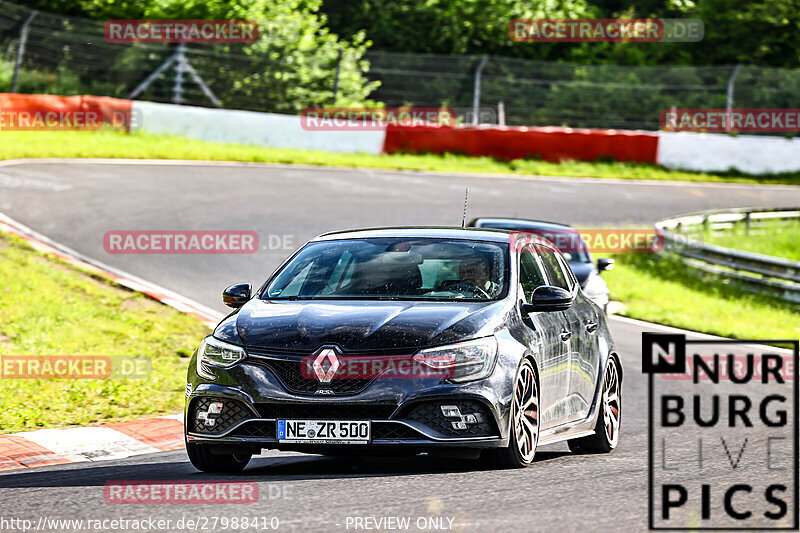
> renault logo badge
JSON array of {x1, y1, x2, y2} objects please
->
[{"x1": 312, "y1": 348, "x2": 341, "y2": 383}]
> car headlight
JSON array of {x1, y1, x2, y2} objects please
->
[
  {"x1": 412, "y1": 336, "x2": 498, "y2": 383},
  {"x1": 196, "y1": 336, "x2": 246, "y2": 380}
]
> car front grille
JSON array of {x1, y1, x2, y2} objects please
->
[
  {"x1": 372, "y1": 422, "x2": 424, "y2": 440},
  {"x1": 229, "y1": 421, "x2": 276, "y2": 439},
  {"x1": 269, "y1": 359, "x2": 372, "y2": 395},
  {"x1": 190, "y1": 397, "x2": 253, "y2": 435},
  {"x1": 403, "y1": 400, "x2": 497, "y2": 437},
  {"x1": 245, "y1": 349, "x2": 374, "y2": 396}
]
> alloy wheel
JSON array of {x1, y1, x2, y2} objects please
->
[
  {"x1": 602, "y1": 361, "x2": 621, "y2": 448},
  {"x1": 513, "y1": 361, "x2": 539, "y2": 464}
]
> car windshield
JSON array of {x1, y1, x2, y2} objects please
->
[
  {"x1": 265, "y1": 238, "x2": 508, "y2": 301},
  {"x1": 478, "y1": 222, "x2": 591, "y2": 263}
]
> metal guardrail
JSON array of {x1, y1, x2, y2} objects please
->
[{"x1": 655, "y1": 207, "x2": 800, "y2": 304}]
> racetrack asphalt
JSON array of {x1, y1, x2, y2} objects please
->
[{"x1": 1, "y1": 160, "x2": 799, "y2": 532}]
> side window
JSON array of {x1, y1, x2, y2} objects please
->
[
  {"x1": 556, "y1": 253, "x2": 578, "y2": 289},
  {"x1": 535, "y1": 245, "x2": 570, "y2": 290},
  {"x1": 519, "y1": 245, "x2": 546, "y2": 300}
]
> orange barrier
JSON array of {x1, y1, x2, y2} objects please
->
[
  {"x1": 383, "y1": 124, "x2": 659, "y2": 164},
  {"x1": 0, "y1": 93, "x2": 133, "y2": 131},
  {"x1": 0, "y1": 94, "x2": 659, "y2": 164}
]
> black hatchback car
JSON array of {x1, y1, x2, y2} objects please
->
[
  {"x1": 469, "y1": 218, "x2": 615, "y2": 311},
  {"x1": 185, "y1": 228, "x2": 622, "y2": 471}
]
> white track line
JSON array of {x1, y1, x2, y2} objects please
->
[{"x1": 609, "y1": 315, "x2": 796, "y2": 355}]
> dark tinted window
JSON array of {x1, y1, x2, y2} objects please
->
[
  {"x1": 518, "y1": 245, "x2": 546, "y2": 300},
  {"x1": 535, "y1": 244, "x2": 570, "y2": 290},
  {"x1": 266, "y1": 238, "x2": 508, "y2": 301},
  {"x1": 556, "y1": 253, "x2": 578, "y2": 288}
]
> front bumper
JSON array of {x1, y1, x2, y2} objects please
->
[{"x1": 185, "y1": 355, "x2": 513, "y2": 451}]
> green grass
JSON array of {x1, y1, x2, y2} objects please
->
[
  {"x1": 605, "y1": 253, "x2": 800, "y2": 340},
  {"x1": 702, "y1": 220, "x2": 800, "y2": 262},
  {"x1": 0, "y1": 233, "x2": 210, "y2": 433},
  {"x1": 2, "y1": 130, "x2": 800, "y2": 185}
]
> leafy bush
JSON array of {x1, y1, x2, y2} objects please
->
[
  {"x1": 12, "y1": 0, "x2": 379, "y2": 111},
  {"x1": 0, "y1": 57, "x2": 83, "y2": 94}
]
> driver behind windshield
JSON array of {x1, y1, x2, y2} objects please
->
[
  {"x1": 456, "y1": 256, "x2": 500, "y2": 295},
  {"x1": 266, "y1": 238, "x2": 506, "y2": 301}
]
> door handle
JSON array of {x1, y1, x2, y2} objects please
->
[
  {"x1": 560, "y1": 330, "x2": 572, "y2": 342},
  {"x1": 586, "y1": 321, "x2": 599, "y2": 333}
]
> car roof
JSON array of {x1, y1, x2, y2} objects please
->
[
  {"x1": 313, "y1": 227, "x2": 512, "y2": 243},
  {"x1": 312, "y1": 226, "x2": 558, "y2": 249},
  {"x1": 469, "y1": 217, "x2": 578, "y2": 232}
]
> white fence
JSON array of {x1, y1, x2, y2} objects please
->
[{"x1": 131, "y1": 101, "x2": 387, "y2": 155}]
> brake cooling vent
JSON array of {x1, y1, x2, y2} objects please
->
[
  {"x1": 190, "y1": 397, "x2": 253, "y2": 435},
  {"x1": 404, "y1": 400, "x2": 497, "y2": 437}
]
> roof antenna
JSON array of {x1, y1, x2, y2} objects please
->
[{"x1": 461, "y1": 186, "x2": 469, "y2": 228}]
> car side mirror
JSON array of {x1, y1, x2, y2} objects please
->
[
  {"x1": 522, "y1": 286, "x2": 573, "y2": 314},
  {"x1": 223, "y1": 283, "x2": 251, "y2": 308},
  {"x1": 597, "y1": 257, "x2": 615, "y2": 272}
]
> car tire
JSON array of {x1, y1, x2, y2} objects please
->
[
  {"x1": 482, "y1": 358, "x2": 539, "y2": 469},
  {"x1": 186, "y1": 442, "x2": 251, "y2": 473},
  {"x1": 568, "y1": 358, "x2": 621, "y2": 454}
]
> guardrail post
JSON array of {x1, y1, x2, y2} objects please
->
[
  {"x1": 172, "y1": 43, "x2": 187, "y2": 105},
  {"x1": 10, "y1": 10, "x2": 38, "y2": 93},
  {"x1": 472, "y1": 55, "x2": 489, "y2": 126},
  {"x1": 725, "y1": 64, "x2": 742, "y2": 133},
  {"x1": 332, "y1": 49, "x2": 343, "y2": 104}
]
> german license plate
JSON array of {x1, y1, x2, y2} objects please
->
[{"x1": 276, "y1": 420, "x2": 371, "y2": 444}]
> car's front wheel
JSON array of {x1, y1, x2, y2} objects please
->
[
  {"x1": 186, "y1": 442, "x2": 251, "y2": 473},
  {"x1": 568, "y1": 357, "x2": 621, "y2": 454},
  {"x1": 483, "y1": 358, "x2": 539, "y2": 468}
]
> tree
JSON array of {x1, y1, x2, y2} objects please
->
[{"x1": 19, "y1": 0, "x2": 379, "y2": 109}]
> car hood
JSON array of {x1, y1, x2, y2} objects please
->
[{"x1": 214, "y1": 299, "x2": 507, "y2": 353}]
